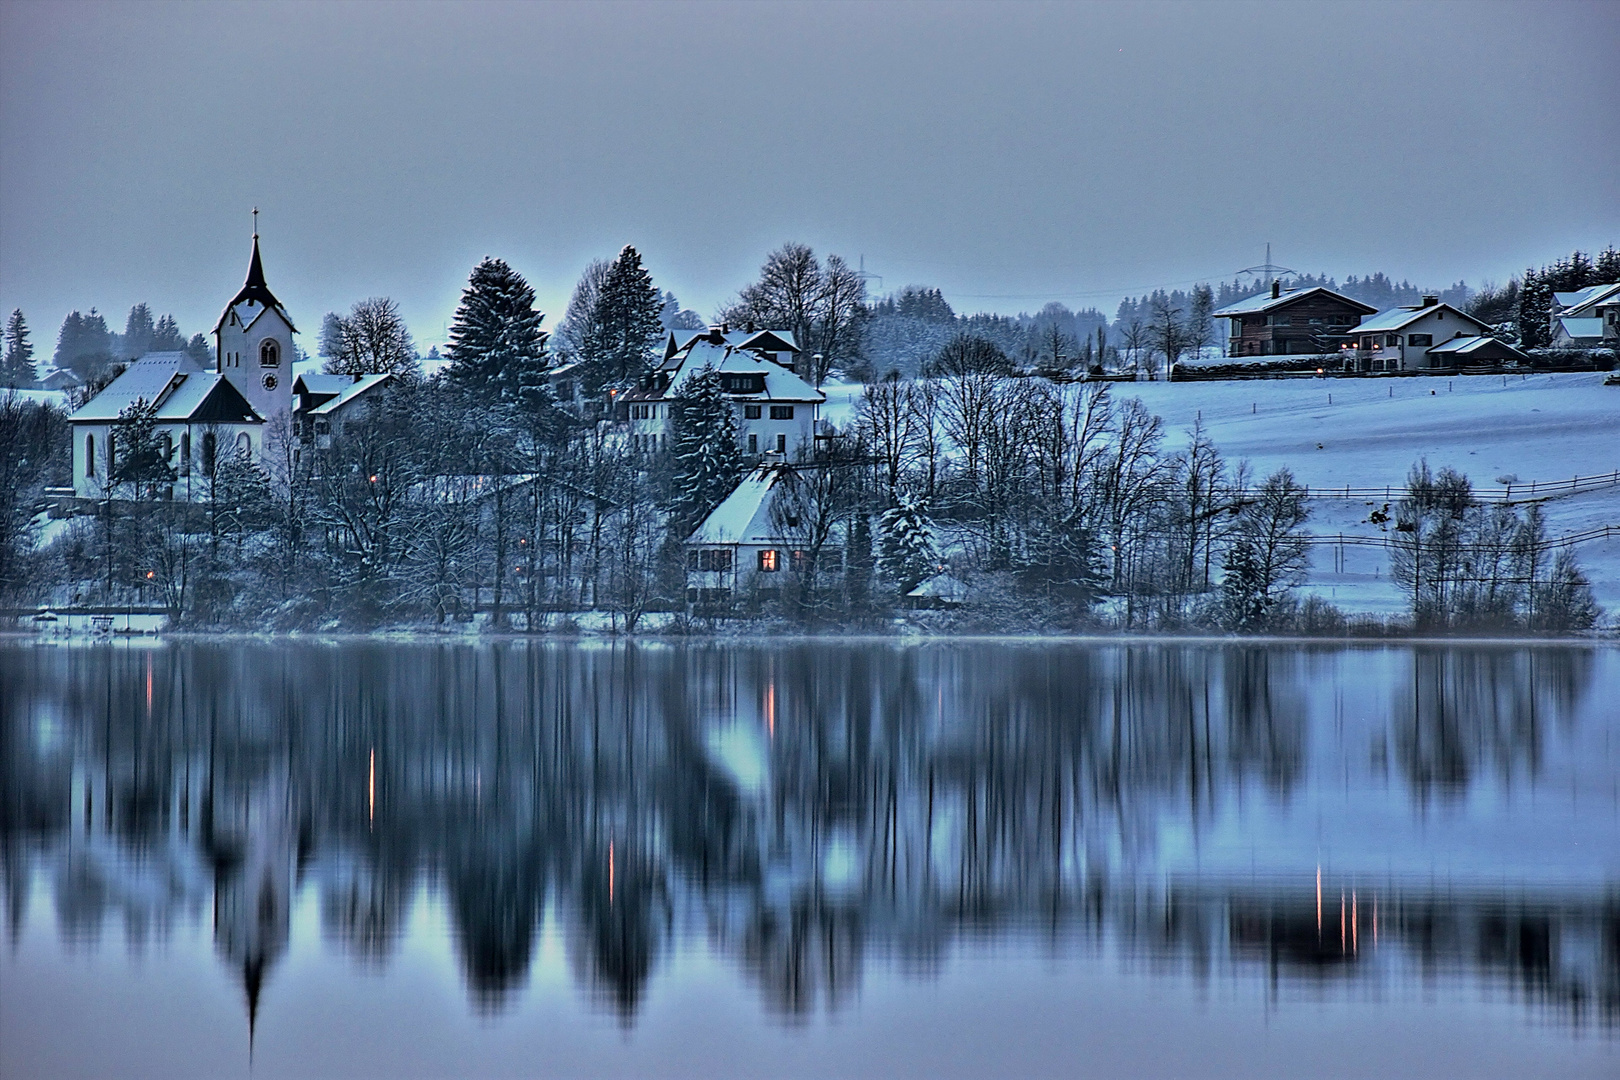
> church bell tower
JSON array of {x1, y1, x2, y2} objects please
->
[{"x1": 215, "y1": 213, "x2": 295, "y2": 422}]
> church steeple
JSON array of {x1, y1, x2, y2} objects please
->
[{"x1": 213, "y1": 212, "x2": 297, "y2": 422}]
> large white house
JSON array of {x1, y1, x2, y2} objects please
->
[
  {"x1": 1352, "y1": 297, "x2": 1496, "y2": 372},
  {"x1": 622, "y1": 326, "x2": 826, "y2": 460}
]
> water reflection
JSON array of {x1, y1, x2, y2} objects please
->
[{"x1": 1, "y1": 641, "x2": 1615, "y2": 1036}]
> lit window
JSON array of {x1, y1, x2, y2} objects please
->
[{"x1": 759, "y1": 549, "x2": 779, "y2": 572}]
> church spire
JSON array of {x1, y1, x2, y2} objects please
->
[{"x1": 245, "y1": 234, "x2": 267, "y2": 290}]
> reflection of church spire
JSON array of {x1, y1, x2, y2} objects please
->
[{"x1": 244, "y1": 953, "x2": 264, "y2": 1063}]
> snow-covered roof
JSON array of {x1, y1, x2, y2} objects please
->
[
  {"x1": 1212, "y1": 286, "x2": 1376, "y2": 318},
  {"x1": 686, "y1": 465, "x2": 789, "y2": 545},
  {"x1": 307, "y1": 373, "x2": 393, "y2": 415},
  {"x1": 1553, "y1": 317, "x2": 1606, "y2": 342},
  {"x1": 664, "y1": 348, "x2": 824, "y2": 404},
  {"x1": 1552, "y1": 282, "x2": 1620, "y2": 315},
  {"x1": 1353, "y1": 303, "x2": 1488, "y2": 334},
  {"x1": 906, "y1": 572, "x2": 968, "y2": 601},
  {"x1": 291, "y1": 373, "x2": 351, "y2": 397},
  {"x1": 1424, "y1": 335, "x2": 1528, "y2": 359},
  {"x1": 69, "y1": 351, "x2": 207, "y2": 421}
]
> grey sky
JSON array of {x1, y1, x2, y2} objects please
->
[{"x1": 2, "y1": 0, "x2": 1616, "y2": 352}]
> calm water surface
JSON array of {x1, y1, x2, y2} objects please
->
[{"x1": 1, "y1": 639, "x2": 1616, "y2": 1078}]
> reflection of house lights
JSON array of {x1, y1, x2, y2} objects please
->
[
  {"x1": 1316, "y1": 865, "x2": 1322, "y2": 939},
  {"x1": 609, "y1": 839, "x2": 614, "y2": 905},
  {"x1": 368, "y1": 748, "x2": 375, "y2": 827},
  {"x1": 766, "y1": 682, "x2": 776, "y2": 738},
  {"x1": 1352, "y1": 891, "x2": 1358, "y2": 953}
]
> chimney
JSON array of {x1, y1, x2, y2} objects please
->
[
  {"x1": 1421, "y1": 295, "x2": 1438, "y2": 307},
  {"x1": 1271, "y1": 280, "x2": 1281, "y2": 299}
]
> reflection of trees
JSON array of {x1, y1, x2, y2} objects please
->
[
  {"x1": 1395, "y1": 648, "x2": 1592, "y2": 798},
  {"x1": 0, "y1": 641, "x2": 1610, "y2": 1033}
]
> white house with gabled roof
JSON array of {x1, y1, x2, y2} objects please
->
[
  {"x1": 623, "y1": 326, "x2": 826, "y2": 460},
  {"x1": 1352, "y1": 296, "x2": 1495, "y2": 372},
  {"x1": 1548, "y1": 282, "x2": 1620, "y2": 347}
]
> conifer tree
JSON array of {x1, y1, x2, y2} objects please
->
[
  {"x1": 2, "y1": 310, "x2": 34, "y2": 387},
  {"x1": 581, "y1": 245, "x2": 663, "y2": 391},
  {"x1": 668, "y1": 367, "x2": 742, "y2": 535},
  {"x1": 1220, "y1": 540, "x2": 1267, "y2": 630},
  {"x1": 445, "y1": 257, "x2": 549, "y2": 404},
  {"x1": 151, "y1": 314, "x2": 184, "y2": 351},
  {"x1": 122, "y1": 303, "x2": 155, "y2": 359},
  {"x1": 112, "y1": 398, "x2": 176, "y2": 497},
  {"x1": 878, "y1": 495, "x2": 937, "y2": 593}
]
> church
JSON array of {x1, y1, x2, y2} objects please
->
[{"x1": 68, "y1": 230, "x2": 300, "y2": 500}]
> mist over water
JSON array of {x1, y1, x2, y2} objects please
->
[{"x1": 2, "y1": 640, "x2": 1616, "y2": 1078}]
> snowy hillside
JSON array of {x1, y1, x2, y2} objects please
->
[{"x1": 824, "y1": 372, "x2": 1620, "y2": 617}]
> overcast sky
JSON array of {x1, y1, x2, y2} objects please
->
[{"x1": 2, "y1": 0, "x2": 1616, "y2": 353}]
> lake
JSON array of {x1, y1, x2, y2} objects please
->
[{"x1": 1, "y1": 639, "x2": 1616, "y2": 1078}]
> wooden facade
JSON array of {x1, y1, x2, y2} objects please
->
[{"x1": 1218, "y1": 285, "x2": 1377, "y2": 358}]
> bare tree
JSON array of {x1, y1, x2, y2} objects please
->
[{"x1": 323, "y1": 298, "x2": 420, "y2": 377}]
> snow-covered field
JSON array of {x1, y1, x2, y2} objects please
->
[{"x1": 824, "y1": 372, "x2": 1620, "y2": 616}]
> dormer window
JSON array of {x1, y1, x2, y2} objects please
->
[{"x1": 260, "y1": 340, "x2": 280, "y2": 367}]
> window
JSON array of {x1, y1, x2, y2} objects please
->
[
  {"x1": 236, "y1": 432, "x2": 251, "y2": 456},
  {"x1": 180, "y1": 433, "x2": 190, "y2": 477},
  {"x1": 776, "y1": 433, "x2": 787, "y2": 454},
  {"x1": 160, "y1": 433, "x2": 172, "y2": 460},
  {"x1": 748, "y1": 433, "x2": 758, "y2": 453},
  {"x1": 758, "y1": 549, "x2": 780, "y2": 572},
  {"x1": 770, "y1": 405, "x2": 794, "y2": 420},
  {"x1": 201, "y1": 432, "x2": 216, "y2": 476},
  {"x1": 791, "y1": 549, "x2": 813, "y2": 574},
  {"x1": 1386, "y1": 334, "x2": 1401, "y2": 347},
  {"x1": 745, "y1": 404, "x2": 762, "y2": 419},
  {"x1": 260, "y1": 339, "x2": 280, "y2": 367},
  {"x1": 1408, "y1": 334, "x2": 1433, "y2": 347},
  {"x1": 86, "y1": 434, "x2": 95, "y2": 477},
  {"x1": 691, "y1": 548, "x2": 733, "y2": 572}
]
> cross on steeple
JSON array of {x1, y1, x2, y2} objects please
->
[{"x1": 252, "y1": 206, "x2": 259, "y2": 240}]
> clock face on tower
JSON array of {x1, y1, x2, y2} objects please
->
[{"x1": 262, "y1": 373, "x2": 278, "y2": 391}]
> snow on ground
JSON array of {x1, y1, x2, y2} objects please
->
[
  {"x1": 824, "y1": 372, "x2": 1620, "y2": 616},
  {"x1": 4, "y1": 388, "x2": 71, "y2": 408}
]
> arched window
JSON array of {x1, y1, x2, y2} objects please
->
[
  {"x1": 260, "y1": 339, "x2": 280, "y2": 367},
  {"x1": 201, "y1": 432, "x2": 216, "y2": 477},
  {"x1": 180, "y1": 433, "x2": 191, "y2": 477},
  {"x1": 86, "y1": 434, "x2": 95, "y2": 478},
  {"x1": 236, "y1": 432, "x2": 252, "y2": 457}
]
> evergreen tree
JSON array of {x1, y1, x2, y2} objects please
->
[
  {"x1": 2, "y1": 310, "x2": 34, "y2": 387},
  {"x1": 151, "y1": 314, "x2": 184, "y2": 351},
  {"x1": 445, "y1": 258, "x2": 550, "y2": 404},
  {"x1": 581, "y1": 245, "x2": 663, "y2": 391},
  {"x1": 53, "y1": 310, "x2": 111, "y2": 377},
  {"x1": 668, "y1": 367, "x2": 742, "y2": 536},
  {"x1": 878, "y1": 495, "x2": 938, "y2": 593},
  {"x1": 1220, "y1": 540, "x2": 1267, "y2": 630},
  {"x1": 185, "y1": 333, "x2": 212, "y2": 368},
  {"x1": 122, "y1": 303, "x2": 155, "y2": 359},
  {"x1": 112, "y1": 398, "x2": 176, "y2": 496}
]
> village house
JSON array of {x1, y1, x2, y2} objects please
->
[
  {"x1": 1213, "y1": 282, "x2": 1376, "y2": 358},
  {"x1": 290, "y1": 372, "x2": 395, "y2": 449},
  {"x1": 1547, "y1": 282, "x2": 1620, "y2": 347},
  {"x1": 623, "y1": 326, "x2": 826, "y2": 460},
  {"x1": 1352, "y1": 296, "x2": 1497, "y2": 372},
  {"x1": 684, "y1": 463, "x2": 845, "y2": 608}
]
